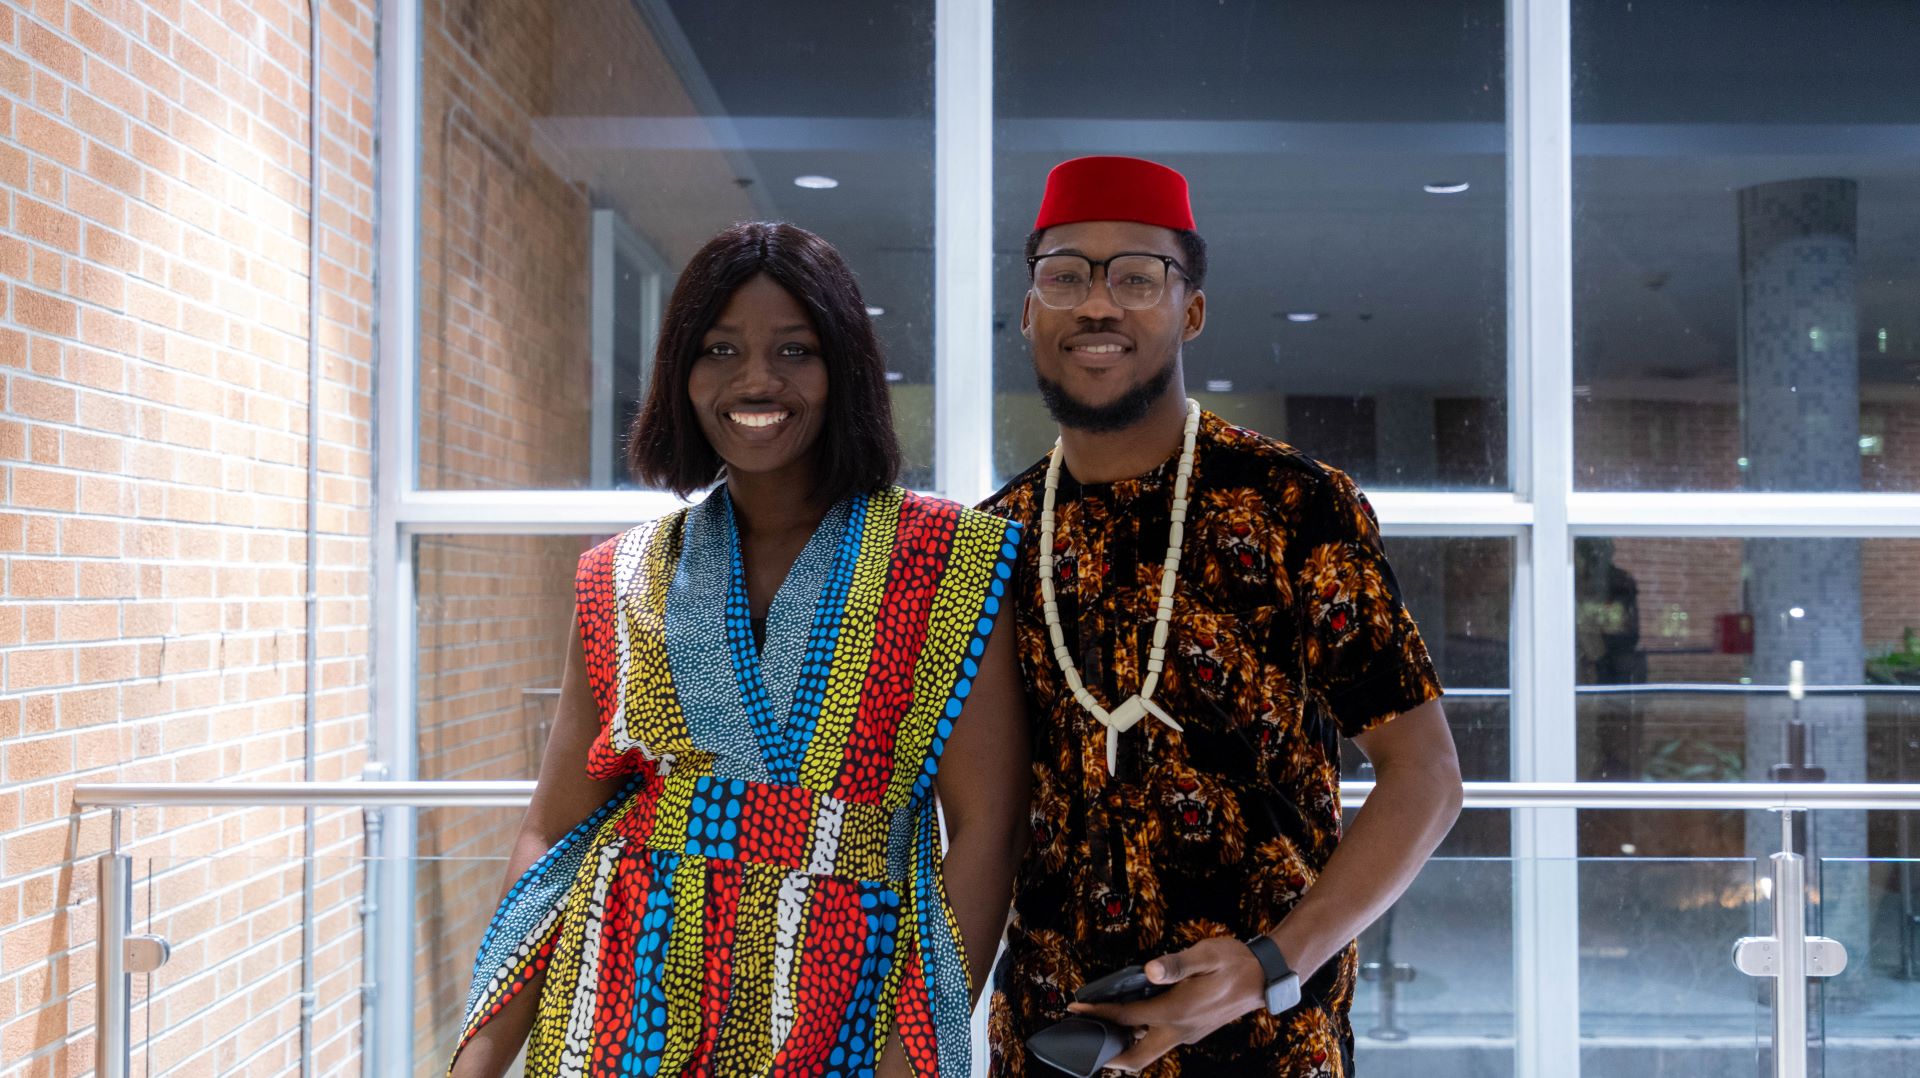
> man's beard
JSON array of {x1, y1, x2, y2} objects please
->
[{"x1": 1034, "y1": 355, "x2": 1178, "y2": 434}]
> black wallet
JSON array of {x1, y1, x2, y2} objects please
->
[{"x1": 1025, "y1": 965, "x2": 1169, "y2": 1077}]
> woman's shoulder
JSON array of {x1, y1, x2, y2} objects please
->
[
  {"x1": 888, "y1": 488, "x2": 1025, "y2": 542},
  {"x1": 580, "y1": 506, "x2": 695, "y2": 568}
]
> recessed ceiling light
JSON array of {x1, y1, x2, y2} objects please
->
[
  {"x1": 1789, "y1": 606, "x2": 1806, "y2": 619},
  {"x1": 865, "y1": 306, "x2": 885, "y2": 317},
  {"x1": 885, "y1": 370, "x2": 904, "y2": 383},
  {"x1": 1205, "y1": 379, "x2": 1234, "y2": 393},
  {"x1": 793, "y1": 174, "x2": 839, "y2": 190},
  {"x1": 1285, "y1": 312, "x2": 1321, "y2": 323},
  {"x1": 1423, "y1": 181, "x2": 1470, "y2": 195}
]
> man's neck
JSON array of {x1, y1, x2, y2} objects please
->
[{"x1": 1056, "y1": 381, "x2": 1193, "y2": 485}]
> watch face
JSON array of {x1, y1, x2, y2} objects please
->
[{"x1": 1265, "y1": 973, "x2": 1302, "y2": 1015}]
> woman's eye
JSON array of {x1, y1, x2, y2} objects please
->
[
  {"x1": 703, "y1": 342, "x2": 736, "y2": 356},
  {"x1": 780, "y1": 344, "x2": 815, "y2": 358}
]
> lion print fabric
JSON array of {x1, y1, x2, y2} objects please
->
[{"x1": 981, "y1": 411, "x2": 1442, "y2": 1077}]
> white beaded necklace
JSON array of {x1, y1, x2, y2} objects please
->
[{"x1": 1039, "y1": 398, "x2": 1200, "y2": 775}]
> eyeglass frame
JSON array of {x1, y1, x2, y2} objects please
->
[{"x1": 1024, "y1": 251, "x2": 1195, "y2": 310}]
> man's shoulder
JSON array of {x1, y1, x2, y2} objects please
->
[
  {"x1": 1200, "y1": 412, "x2": 1348, "y2": 508},
  {"x1": 975, "y1": 456, "x2": 1048, "y2": 524}
]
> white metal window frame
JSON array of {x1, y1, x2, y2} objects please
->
[{"x1": 367, "y1": 1, "x2": 1920, "y2": 1075}]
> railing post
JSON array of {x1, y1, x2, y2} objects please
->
[
  {"x1": 1733, "y1": 808, "x2": 1849, "y2": 1078},
  {"x1": 1771, "y1": 845, "x2": 1810, "y2": 1078},
  {"x1": 95, "y1": 850, "x2": 131, "y2": 1078}
]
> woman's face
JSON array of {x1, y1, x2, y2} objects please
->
[{"x1": 687, "y1": 273, "x2": 830, "y2": 488}]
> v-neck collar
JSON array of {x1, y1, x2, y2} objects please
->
[{"x1": 666, "y1": 489, "x2": 862, "y2": 786}]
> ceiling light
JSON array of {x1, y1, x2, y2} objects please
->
[
  {"x1": 1285, "y1": 312, "x2": 1321, "y2": 323},
  {"x1": 793, "y1": 175, "x2": 839, "y2": 190},
  {"x1": 865, "y1": 306, "x2": 885, "y2": 317},
  {"x1": 1879, "y1": 328, "x2": 1889, "y2": 354},
  {"x1": 1423, "y1": 181, "x2": 1470, "y2": 195},
  {"x1": 885, "y1": 370, "x2": 904, "y2": 383},
  {"x1": 1789, "y1": 607, "x2": 1806, "y2": 619},
  {"x1": 1205, "y1": 379, "x2": 1234, "y2": 393}
]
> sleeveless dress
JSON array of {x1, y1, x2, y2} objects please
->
[{"x1": 450, "y1": 487, "x2": 1021, "y2": 1078}]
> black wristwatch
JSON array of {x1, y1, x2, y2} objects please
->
[{"x1": 1244, "y1": 936, "x2": 1302, "y2": 1015}]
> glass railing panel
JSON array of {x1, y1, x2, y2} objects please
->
[
  {"x1": 413, "y1": 834, "x2": 516, "y2": 1077},
  {"x1": 1814, "y1": 855, "x2": 1920, "y2": 1074},
  {"x1": 128, "y1": 842, "x2": 368, "y2": 1077},
  {"x1": 1578, "y1": 855, "x2": 1764, "y2": 1076},
  {"x1": 1350, "y1": 855, "x2": 1515, "y2": 1077}
]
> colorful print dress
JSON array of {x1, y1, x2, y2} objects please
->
[{"x1": 451, "y1": 487, "x2": 1020, "y2": 1077}]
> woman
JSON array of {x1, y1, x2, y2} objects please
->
[{"x1": 448, "y1": 222, "x2": 1028, "y2": 1077}]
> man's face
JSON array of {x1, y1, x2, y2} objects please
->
[{"x1": 1022, "y1": 220, "x2": 1205, "y2": 433}]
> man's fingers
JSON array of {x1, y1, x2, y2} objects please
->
[
  {"x1": 1107, "y1": 1024, "x2": 1183, "y2": 1072},
  {"x1": 1065, "y1": 995, "x2": 1175, "y2": 1029},
  {"x1": 1147, "y1": 943, "x2": 1209, "y2": 984}
]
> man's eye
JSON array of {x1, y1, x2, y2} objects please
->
[{"x1": 1048, "y1": 272, "x2": 1086, "y2": 285}]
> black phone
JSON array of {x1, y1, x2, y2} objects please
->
[{"x1": 1073, "y1": 964, "x2": 1170, "y2": 1005}]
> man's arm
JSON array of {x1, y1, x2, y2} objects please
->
[{"x1": 1072, "y1": 699, "x2": 1462, "y2": 1071}]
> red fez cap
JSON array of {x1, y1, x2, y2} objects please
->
[{"x1": 1033, "y1": 156, "x2": 1196, "y2": 233}]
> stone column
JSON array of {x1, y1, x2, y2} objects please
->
[{"x1": 1737, "y1": 180, "x2": 1866, "y2": 1026}]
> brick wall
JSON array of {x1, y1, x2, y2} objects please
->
[{"x1": 0, "y1": 0, "x2": 376, "y2": 1074}]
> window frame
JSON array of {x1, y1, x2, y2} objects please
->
[{"x1": 369, "y1": 2, "x2": 1920, "y2": 1074}]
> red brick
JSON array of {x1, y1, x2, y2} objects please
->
[
  {"x1": 70, "y1": 7, "x2": 130, "y2": 66},
  {"x1": 12, "y1": 287, "x2": 79, "y2": 337},
  {"x1": 66, "y1": 174, "x2": 128, "y2": 230},
  {"x1": 2, "y1": 734, "x2": 72, "y2": 784},
  {"x1": 0, "y1": 143, "x2": 27, "y2": 192},
  {"x1": 4, "y1": 648, "x2": 72, "y2": 694},
  {"x1": 10, "y1": 469, "x2": 77, "y2": 512},
  {"x1": 17, "y1": 197, "x2": 82, "y2": 252},
  {"x1": 20, "y1": 21, "x2": 85, "y2": 85},
  {"x1": 17, "y1": 107, "x2": 86, "y2": 171},
  {"x1": 9, "y1": 378, "x2": 78, "y2": 424},
  {"x1": 85, "y1": 140, "x2": 142, "y2": 196}
]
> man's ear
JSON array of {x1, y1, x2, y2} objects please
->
[
  {"x1": 1020, "y1": 291, "x2": 1035, "y2": 339},
  {"x1": 1182, "y1": 288, "x2": 1207, "y2": 342}
]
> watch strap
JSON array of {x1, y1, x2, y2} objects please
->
[{"x1": 1244, "y1": 935, "x2": 1293, "y2": 985}]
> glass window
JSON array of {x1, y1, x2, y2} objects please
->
[
  {"x1": 416, "y1": 0, "x2": 936, "y2": 490},
  {"x1": 1366, "y1": 537, "x2": 1512, "y2": 784},
  {"x1": 1571, "y1": 1, "x2": 1920, "y2": 491},
  {"x1": 413, "y1": 532, "x2": 594, "y2": 1069},
  {"x1": 1572, "y1": 537, "x2": 1920, "y2": 871},
  {"x1": 992, "y1": 1, "x2": 1510, "y2": 489}
]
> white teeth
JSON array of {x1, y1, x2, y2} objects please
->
[
  {"x1": 1075, "y1": 344, "x2": 1126, "y2": 354},
  {"x1": 728, "y1": 411, "x2": 790, "y2": 428}
]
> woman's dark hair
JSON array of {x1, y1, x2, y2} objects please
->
[{"x1": 627, "y1": 221, "x2": 902, "y2": 500}]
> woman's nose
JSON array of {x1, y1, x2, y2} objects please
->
[{"x1": 732, "y1": 350, "x2": 783, "y2": 394}]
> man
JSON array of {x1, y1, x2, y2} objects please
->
[{"x1": 982, "y1": 156, "x2": 1464, "y2": 1076}]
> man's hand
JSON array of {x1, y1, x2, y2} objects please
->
[{"x1": 1065, "y1": 936, "x2": 1266, "y2": 1072}]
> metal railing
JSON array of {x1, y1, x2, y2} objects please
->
[{"x1": 73, "y1": 780, "x2": 1920, "y2": 1078}]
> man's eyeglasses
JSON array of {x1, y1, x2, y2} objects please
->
[{"x1": 1025, "y1": 253, "x2": 1192, "y2": 311}]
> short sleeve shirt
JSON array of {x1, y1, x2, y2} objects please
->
[{"x1": 979, "y1": 412, "x2": 1443, "y2": 1077}]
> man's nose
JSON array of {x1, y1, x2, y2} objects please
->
[{"x1": 1072, "y1": 269, "x2": 1125, "y2": 321}]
